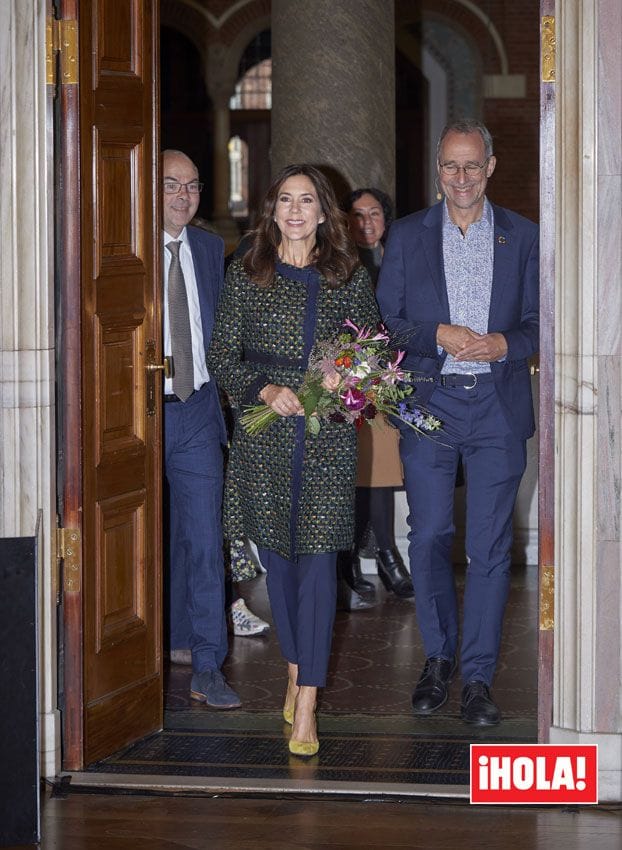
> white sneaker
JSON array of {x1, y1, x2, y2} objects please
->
[{"x1": 229, "y1": 598, "x2": 270, "y2": 637}]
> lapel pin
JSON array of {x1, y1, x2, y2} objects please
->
[{"x1": 497, "y1": 235, "x2": 507, "y2": 244}]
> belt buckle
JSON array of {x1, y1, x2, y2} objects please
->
[{"x1": 464, "y1": 373, "x2": 477, "y2": 389}]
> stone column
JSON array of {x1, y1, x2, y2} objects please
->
[
  {"x1": 550, "y1": 0, "x2": 622, "y2": 802},
  {"x1": 206, "y1": 43, "x2": 239, "y2": 252},
  {"x1": 271, "y1": 0, "x2": 395, "y2": 199}
]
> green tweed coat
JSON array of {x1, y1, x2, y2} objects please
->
[{"x1": 208, "y1": 257, "x2": 380, "y2": 560}]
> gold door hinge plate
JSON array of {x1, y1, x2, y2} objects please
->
[
  {"x1": 46, "y1": 18, "x2": 78, "y2": 86},
  {"x1": 539, "y1": 564, "x2": 554, "y2": 630},
  {"x1": 57, "y1": 527, "x2": 82, "y2": 593},
  {"x1": 541, "y1": 16, "x2": 555, "y2": 83}
]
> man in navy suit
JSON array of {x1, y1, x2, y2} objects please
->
[
  {"x1": 162, "y1": 149, "x2": 240, "y2": 708},
  {"x1": 377, "y1": 120, "x2": 539, "y2": 725}
]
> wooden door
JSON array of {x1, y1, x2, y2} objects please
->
[
  {"x1": 537, "y1": 2, "x2": 555, "y2": 742},
  {"x1": 61, "y1": 0, "x2": 162, "y2": 768}
]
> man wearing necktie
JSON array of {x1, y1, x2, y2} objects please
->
[
  {"x1": 377, "y1": 120, "x2": 539, "y2": 726},
  {"x1": 162, "y1": 149, "x2": 240, "y2": 708}
]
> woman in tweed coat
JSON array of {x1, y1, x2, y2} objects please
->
[{"x1": 208, "y1": 164, "x2": 379, "y2": 756}]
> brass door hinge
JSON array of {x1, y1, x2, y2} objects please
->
[
  {"x1": 541, "y1": 16, "x2": 555, "y2": 83},
  {"x1": 539, "y1": 564, "x2": 554, "y2": 630},
  {"x1": 57, "y1": 527, "x2": 82, "y2": 594},
  {"x1": 46, "y1": 17, "x2": 78, "y2": 87}
]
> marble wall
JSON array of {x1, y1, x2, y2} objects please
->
[
  {"x1": 550, "y1": 0, "x2": 622, "y2": 802},
  {"x1": 0, "y1": 0, "x2": 60, "y2": 777}
]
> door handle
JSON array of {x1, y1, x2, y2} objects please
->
[
  {"x1": 146, "y1": 359, "x2": 173, "y2": 379},
  {"x1": 145, "y1": 340, "x2": 173, "y2": 416}
]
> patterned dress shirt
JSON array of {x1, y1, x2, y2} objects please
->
[{"x1": 441, "y1": 198, "x2": 494, "y2": 375}]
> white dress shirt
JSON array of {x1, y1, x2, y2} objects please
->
[{"x1": 162, "y1": 227, "x2": 210, "y2": 396}]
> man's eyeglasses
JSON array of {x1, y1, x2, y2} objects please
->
[
  {"x1": 163, "y1": 181, "x2": 204, "y2": 194},
  {"x1": 438, "y1": 160, "x2": 489, "y2": 177}
]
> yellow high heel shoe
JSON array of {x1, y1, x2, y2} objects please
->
[
  {"x1": 288, "y1": 709, "x2": 319, "y2": 757},
  {"x1": 288, "y1": 737, "x2": 319, "y2": 757}
]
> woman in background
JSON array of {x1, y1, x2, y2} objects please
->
[{"x1": 341, "y1": 188, "x2": 414, "y2": 600}]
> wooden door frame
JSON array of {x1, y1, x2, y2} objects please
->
[
  {"x1": 57, "y1": 2, "x2": 555, "y2": 771},
  {"x1": 537, "y1": 0, "x2": 555, "y2": 743},
  {"x1": 57, "y1": 0, "x2": 83, "y2": 770}
]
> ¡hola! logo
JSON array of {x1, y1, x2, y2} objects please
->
[{"x1": 470, "y1": 744, "x2": 598, "y2": 805}]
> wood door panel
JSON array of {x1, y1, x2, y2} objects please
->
[
  {"x1": 99, "y1": 145, "x2": 138, "y2": 256},
  {"x1": 95, "y1": 492, "x2": 147, "y2": 649},
  {"x1": 97, "y1": 0, "x2": 141, "y2": 76},
  {"x1": 95, "y1": 135, "x2": 145, "y2": 263},
  {"x1": 95, "y1": 320, "x2": 145, "y2": 455},
  {"x1": 76, "y1": 0, "x2": 161, "y2": 764},
  {"x1": 85, "y1": 677, "x2": 160, "y2": 765}
]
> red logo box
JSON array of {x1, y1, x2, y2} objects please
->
[{"x1": 470, "y1": 744, "x2": 598, "y2": 805}]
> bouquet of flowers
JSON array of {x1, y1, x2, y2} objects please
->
[{"x1": 240, "y1": 320, "x2": 442, "y2": 438}]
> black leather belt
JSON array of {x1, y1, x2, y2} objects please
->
[
  {"x1": 439, "y1": 372, "x2": 494, "y2": 388},
  {"x1": 164, "y1": 391, "x2": 196, "y2": 403}
]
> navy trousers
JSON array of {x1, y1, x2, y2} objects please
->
[
  {"x1": 401, "y1": 378, "x2": 527, "y2": 685},
  {"x1": 164, "y1": 383, "x2": 228, "y2": 673},
  {"x1": 257, "y1": 547, "x2": 337, "y2": 687}
]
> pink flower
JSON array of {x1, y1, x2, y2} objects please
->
[
  {"x1": 343, "y1": 318, "x2": 391, "y2": 343},
  {"x1": 341, "y1": 387, "x2": 367, "y2": 411},
  {"x1": 383, "y1": 349, "x2": 407, "y2": 384}
]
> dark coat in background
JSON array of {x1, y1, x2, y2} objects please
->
[{"x1": 208, "y1": 258, "x2": 380, "y2": 560}]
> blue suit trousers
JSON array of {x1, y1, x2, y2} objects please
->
[
  {"x1": 165, "y1": 383, "x2": 228, "y2": 673},
  {"x1": 257, "y1": 548, "x2": 337, "y2": 687},
  {"x1": 401, "y1": 379, "x2": 527, "y2": 685}
]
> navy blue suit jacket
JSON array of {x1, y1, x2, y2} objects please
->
[
  {"x1": 376, "y1": 201, "x2": 539, "y2": 440},
  {"x1": 185, "y1": 224, "x2": 227, "y2": 445}
]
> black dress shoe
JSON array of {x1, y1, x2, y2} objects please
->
[
  {"x1": 337, "y1": 549, "x2": 376, "y2": 597},
  {"x1": 460, "y1": 681, "x2": 501, "y2": 726},
  {"x1": 411, "y1": 656, "x2": 457, "y2": 714},
  {"x1": 336, "y1": 577, "x2": 377, "y2": 612},
  {"x1": 376, "y1": 548, "x2": 414, "y2": 598}
]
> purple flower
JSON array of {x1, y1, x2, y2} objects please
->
[
  {"x1": 341, "y1": 387, "x2": 367, "y2": 411},
  {"x1": 362, "y1": 402, "x2": 377, "y2": 420}
]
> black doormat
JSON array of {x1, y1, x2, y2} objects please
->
[{"x1": 86, "y1": 711, "x2": 534, "y2": 786}]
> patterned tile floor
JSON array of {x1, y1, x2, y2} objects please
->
[
  {"x1": 167, "y1": 563, "x2": 538, "y2": 730},
  {"x1": 87, "y1": 565, "x2": 537, "y2": 786}
]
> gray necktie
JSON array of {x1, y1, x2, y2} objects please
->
[{"x1": 167, "y1": 241, "x2": 194, "y2": 401}]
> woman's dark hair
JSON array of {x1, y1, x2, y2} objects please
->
[
  {"x1": 341, "y1": 187, "x2": 394, "y2": 242},
  {"x1": 243, "y1": 164, "x2": 359, "y2": 288}
]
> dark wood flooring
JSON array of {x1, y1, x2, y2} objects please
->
[{"x1": 13, "y1": 786, "x2": 622, "y2": 850}]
